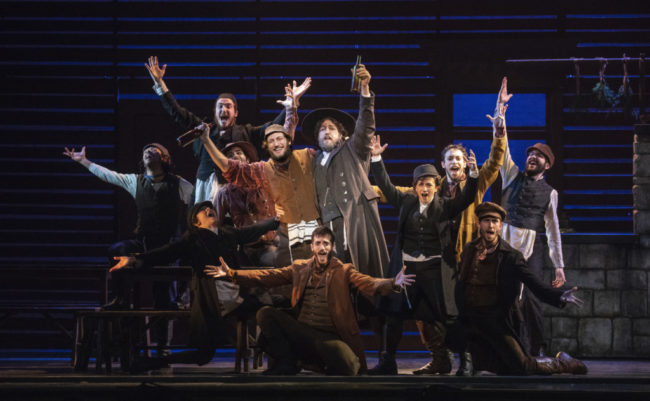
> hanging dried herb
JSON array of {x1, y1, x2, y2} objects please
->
[{"x1": 615, "y1": 54, "x2": 635, "y2": 119}]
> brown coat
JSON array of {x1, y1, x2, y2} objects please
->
[{"x1": 229, "y1": 256, "x2": 396, "y2": 373}]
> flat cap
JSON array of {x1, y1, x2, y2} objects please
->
[{"x1": 475, "y1": 201, "x2": 507, "y2": 221}]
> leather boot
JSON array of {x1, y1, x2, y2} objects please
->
[
  {"x1": 412, "y1": 321, "x2": 452, "y2": 375},
  {"x1": 367, "y1": 351, "x2": 397, "y2": 375},
  {"x1": 455, "y1": 351, "x2": 474, "y2": 376},
  {"x1": 556, "y1": 352, "x2": 588, "y2": 374}
]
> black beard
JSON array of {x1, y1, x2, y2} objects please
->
[
  {"x1": 525, "y1": 163, "x2": 545, "y2": 176},
  {"x1": 270, "y1": 147, "x2": 292, "y2": 163},
  {"x1": 319, "y1": 138, "x2": 342, "y2": 153}
]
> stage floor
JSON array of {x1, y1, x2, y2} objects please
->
[{"x1": 1, "y1": 350, "x2": 649, "y2": 400}]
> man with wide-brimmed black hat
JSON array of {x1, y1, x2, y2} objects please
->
[
  {"x1": 145, "y1": 55, "x2": 311, "y2": 205},
  {"x1": 500, "y1": 109, "x2": 565, "y2": 357},
  {"x1": 300, "y1": 63, "x2": 389, "y2": 279},
  {"x1": 458, "y1": 202, "x2": 587, "y2": 375},
  {"x1": 214, "y1": 141, "x2": 278, "y2": 266},
  {"x1": 110, "y1": 201, "x2": 280, "y2": 372},
  {"x1": 368, "y1": 150, "x2": 479, "y2": 375}
]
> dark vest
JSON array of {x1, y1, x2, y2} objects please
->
[
  {"x1": 194, "y1": 125, "x2": 250, "y2": 180},
  {"x1": 314, "y1": 153, "x2": 341, "y2": 223},
  {"x1": 501, "y1": 172, "x2": 554, "y2": 233},
  {"x1": 134, "y1": 174, "x2": 183, "y2": 248},
  {"x1": 402, "y1": 203, "x2": 441, "y2": 257},
  {"x1": 439, "y1": 180, "x2": 462, "y2": 245}
]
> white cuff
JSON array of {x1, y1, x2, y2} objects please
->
[
  {"x1": 371, "y1": 155, "x2": 382, "y2": 162},
  {"x1": 468, "y1": 169, "x2": 479, "y2": 179},
  {"x1": 152, "y1": 81, "x2": 169, "y2": 96}
]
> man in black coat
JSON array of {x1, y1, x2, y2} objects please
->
[
  {"x1": 458, "y1": 202, "x2": 586, "y2": 375},
  {"x1": 111, "y1": 201, "x2": 279, "y2": 371},
  {"x1": 368, "y1": 148, "x2": 478, "y2": 375}
]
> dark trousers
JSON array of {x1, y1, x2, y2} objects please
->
[
  {"x1": 256, "y1": 306, "x2": 360, "y2": 375},
  {"x1": 520, "y1": 236, "x2": 547, "y2": 355},
  {"x1": 274, "y1": 225, "x2": 312, "y2": 268},
  {"x1": 466, "y1": 308, "x2": 538, "y2": 375}
]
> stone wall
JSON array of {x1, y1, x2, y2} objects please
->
[{"x1": 542, "y1": 238, "x2": 650, "y2": 358}]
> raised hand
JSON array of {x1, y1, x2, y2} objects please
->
[
  {"x1": 394, "y1": 265, "x2": 416, "y2": 289},
  {"x1": 370, "y1": 135, "x2": 388, "y2": 157},
  {"x1": 292, "y1": 77, "x2": 312, "y2": 102},
  {"x1": 276, "y1": 83, "x2": 295, "y2": 108},
  {"x1": 145, "y1": 56, "x2": 167, "y2": 84},
  {"x1": 110, "y1": 256, "x2": 135, "y2": 273},
  {"x1": 467, "y1": 149, "x2": 478, "y2": 173},
  {"x1": 552, "y1": 268, "x2": 566, "y2": 288},
  {"x1": 63, "y1": 146, "x2": 87, "y2": 163},
  {"x1": 560, "y1": 286, "x2": 583, "y2": 307},
  {"x1": 497, "y1": 76, "x2": 513, "y2": 107},
  {"x1": 355, "y1": 64, "x2": 371, "y2": 86},
  {"x1": 486, "y1": 103, "x2": 508, "y2": 129},
  {"x1": 203, "y1": 256, "x2": 231, "y2": 278}
]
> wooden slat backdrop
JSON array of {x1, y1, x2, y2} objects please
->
[{"x1": 0, "y1": 0, "x2": 648, "y2": 346}]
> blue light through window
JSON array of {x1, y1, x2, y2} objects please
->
[{"x1": 453, "y1": 93, "x2": 546, "y2": 127}]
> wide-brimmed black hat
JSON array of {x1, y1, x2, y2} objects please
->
[
  {"x1": 222, "y1": 141, "x2": 259, "y2": 162},
  {"x1": 301, "y1": 108, "x2": 356, "y2": 145},
  {"x1": 187, "y1": 200, "x2": 214, "y2": 229},
  {"x1": 475, "y1": 201, "x2": 507, "y2": 221}
]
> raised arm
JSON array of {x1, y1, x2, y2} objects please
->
[
  {"x1": 369, "y1": 136, "x2": 404, "y2": 208},
  {"x1": 443, "y1": 151, "x2": 479, "y2": 217},
  {"x1": 479, "y1": 96, "x2": 508, "y2": 191},
  {"x1": 63, "y1": 146, "x2": 137, "y2": 197},
  {"x1": 234, "y1": 217, "x2": 280, "y2": 245},
  {"x1": 351, "y1": 65, "x2": 375, "y2": 160},
  {"x1": 490, "y1": 77, "x2": 519, "y2": 188},
  {"x1": 198, "y1": 123, "x2": 229, "y2": 172}
]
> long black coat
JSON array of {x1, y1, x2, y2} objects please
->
[
  {"x1": 135, "y1": 219, "x2": 279, "y2": 349},
  {"x1": 370, "y1": 159, "x2": 478, "y2": 316},
  {"x1": 458, "y1": 237, "x2": 565, "y2": 351}
]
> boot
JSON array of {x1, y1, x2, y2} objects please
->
[
  {"x1": 102, "y1": 296, "x2": 128, "y2": 311},
  {"x1": 455, "y1": 351, "x2": 474, "y2": 376},
  {"x1": 367, "y1": 351, "x2": 397, "y2": 375},
  {"x1": 556, "y1": 352, "x2": 588, "y2": 374},
  {"x1": 412, "y1": 321, "x2": 452, "y2": 375}
]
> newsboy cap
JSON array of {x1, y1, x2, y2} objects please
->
[
  {"x1": 412, "y1": 164, "x2": 440, "y2": 186},
  {"x1": 475, "y1": 201, "x2": 507, "y2": 221},
  {"x1": 526, "y1": 143, "x2": 555, "y2": 168}
]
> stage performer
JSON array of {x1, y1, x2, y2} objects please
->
[
  {"x1": 145, "y1": 55, "x2": 310, "y2": 204},
  {"x1": 459, "y1": 202, "x2": 587, "y2": 375},
  {"x1": 204, "y1": 225, "x2": 415, "y2": 376},
  {"x1": 198, "y1": 83, "x2": 319, "y2": 267},
  {"x1": 215, "y1": 141, "x2": 278, "y2": 267},
  {"x1": 499, "y1": 99, "x2": 566, "y2": 357},
  {"x1": 368, "y1": 148, "x2": 478, "y2": 375},
  {"x1": 110, "y1": 201, "x2": 280, "y2": 372},
  {"x1": 299, "y1": 64, "x2": 388, "y2": 279}
]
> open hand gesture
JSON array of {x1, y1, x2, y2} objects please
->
[
  {"x1": 497, "y1": 76, "x2": 513, "y2": 107},
  {"x1": 276, "y1": 83, "x2": 296, "y2": 108},
  {"x1": 203, "y1": 256, "x2": 231, "y2": 278},
  {"x1": 292, "y1": 77, "x2": 312, "y2": 102},
  {"x1": 560, "y1": 286, "x2": 584, "y2": 308},
  {"x1": 63, "y1": 146, "x2": 87, "y2": 163},
  {"x1": 145, "y1": 56, "x2": 166, "y2": 84},
  {"x1": 110, "y1": 256, "x2": 135, "y2": 273},
  {"x1": 486, "y1": 103, "x2": 508, "y2": 129},
  {"x1": 370, "y1": 135, "x2": 388, "y2": 157},
  {"x1": 394, "y1": 265, "x2": 416, "y2": 289},
  {"x1": 467, "y1": 149, "x2": 478, "y2": 173}
]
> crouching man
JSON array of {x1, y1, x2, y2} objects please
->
[
  {"x1": 204, "y1": 225, "x2": 415, "y2": 376},
  {"x1": 459, "y1": 202, "x2": 587, "y2": 375}
]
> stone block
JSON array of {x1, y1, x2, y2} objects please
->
[
  {"x1": 552, "y1": 317, "x2": 578, "y2": 338},
  {"x1": 607, "y1": 270, "x2": 648, "y2": 290},
  {"x1": 634, "y1": 141, "x2": 650, "y2": 154},
  {"x1": 549, "y1": 338, "x2": 578, "y2": 356},
  {"x1": 633, "y1": 176, "x2": 650, "y2": 185},
  {"x1": 632, "y1": 318, "x2": 650, "y2": 336},
  {"x1": 593, "y1": 290, "x2": 621, "y2": 316},
  {"x1": 633, "y1": 336, "x2": 650, "y2": 357},
  {"x1": 628, "y1": 248, "x2": 650, "y2": 269},
  {"x1": 621, "y1": 290, "x2": 648, "y2": 317},
  {"x1": 634, "y1": 185, "x2": 650, "y2": 209},
  {"x1": 562, "y1": 244, "x2": 579, "y2": 268},
  {"x1": 579, "y1": 244, "x2": 626, "y2": 269},
  {"x1": 565, "y1": 269, "x2": 605, "y2": 290},
  {"x1": 634, "y1": 210, "x2": 650, "y2": 234},
  {"x1": 634, "y1": 154, "x2": 650, "y2": 177},
  {"x1": 578, "y1": 318, "x2": 612, "y2": 356},
  {"x1": 612, "y1": 318, "x2": 633, "y2": 355}
]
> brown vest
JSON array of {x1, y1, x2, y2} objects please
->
[{"x1": 263, "y1": 148, "x2": 319, "y2": 225}]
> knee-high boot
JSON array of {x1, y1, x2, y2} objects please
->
[{"x1": 412, "y1": 320, "x2": 452, "y2": 375}]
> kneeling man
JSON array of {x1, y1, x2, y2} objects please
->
[
  {"x1": 459, "y1": 202, "x2": 587, "y2": 375},
  {"x1": 205, "y1": 225, "x2": 414, "y2": 376}
]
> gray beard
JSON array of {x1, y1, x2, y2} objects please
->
[{"x1": 319, "y1": 138, "x2": 342, "y2": 153}]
